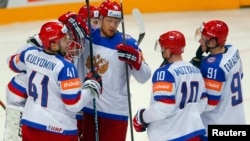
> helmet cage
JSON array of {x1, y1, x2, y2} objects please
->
[
  {"x1": 68, "y1": 41, "x2": 84, "y2": 58},
  {"x1": 66, "y1": 26, "x2": 84, "y2": 59}
]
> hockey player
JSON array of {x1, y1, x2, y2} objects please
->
[
  {"x1": 4, "y1": 13, "x2": 88, "y2": 140},
  {"x1": 77, "y1": 0, "x2": 151, "y2": 141},
  {"x1": 7, "y1": 21, "x2": 102, "y2": 141},
  {"x1": 133, "y1": 30, "x2": 207, "y2": 141},
  {"x1": 6, "y1": 34, "x2": 42, "y2": 106},
  {"x1": 58, "y1": 11, "x2": 89, "y2": 63},
  {"x1": 58, "y1": 9, "x2": 100, "y2": 138},
  {"x1": 78, "y1": 4, "x2": 99, "y2": 29},
  {"x1": 192, "y1": 20, "x2": 246, "y2": 140},
  {"x1": 4, "y1": 34, "x2": 43, "y2": 141}
]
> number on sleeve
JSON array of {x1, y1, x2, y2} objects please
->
[
  {"x1": 67, "y1": 67, "x2": 76, "y2": 78},
  {"x1": 156, "y1": 71, "x2": 165, "y2": 81}
]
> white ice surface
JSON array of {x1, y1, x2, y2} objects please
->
[{"x1": 1, "y1": 8, "x2": 250, "y2": 141}]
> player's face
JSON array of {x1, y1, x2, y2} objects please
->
[
  {"x1": 90, "y1": 18, "x2": 99, "y2": 29},
  {"x1": 161, "y1": 47, "x2": 170, "y2": 60},
  {"x1": 199, "y1": 34, "x2": 209, "y2": 52},
  {"x1": 199, "y1": 34, "x2": 218, "y2": 52},
  {"x1": 100, "y1": 16, "x2": 120, "y2": 37},
  {"x1": 59, "y1": 34, "x2": 73, "y2": 55}
]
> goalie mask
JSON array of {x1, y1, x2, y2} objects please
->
[{"x1": 58, "y1": 12, "x2": 89, "y2": 61}]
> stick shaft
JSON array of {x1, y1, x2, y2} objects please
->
[
  {"x1": 85, "y1": 0, "x2": 99, "y2": 141},
  {"x1": 120, "y1": 1, "x2": 134, "y2": 141}
]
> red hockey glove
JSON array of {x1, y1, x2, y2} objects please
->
[
  {"x1": 58, "y1": 12, "x2": 89, "y2": 44},
  {"x1": 133, "y1": 108, "x2": 148, "y2": 132},
  {"x1": 83, "y1": 71, "x2": 102, "y2": 97},
  {"x1": 116, "y1": 44, "x2": 142, "y2": 70}
]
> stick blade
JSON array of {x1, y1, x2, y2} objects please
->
[
  {"x1": 137, "y1": 32, "x2": 145, "y2": 45},
  {"x1": 132, "y1": 8, "x2": 145, "y2": 36}
]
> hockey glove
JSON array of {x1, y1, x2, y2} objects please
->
[
  {"x1": 190, "y1": 46, "x2": 205, "y2": 68},
  {"x1": 133, "y1": 108, "x2": 148, "y2": 132},
  {"x1": 196, "y1": 45, "x2": 204, "y2": 58},
  {"x1": 116, "y1": 44, "x2": 142, "y2": 70},
  {"x1": 83, "y1": 71, "x2": 102, "y2": 98},
  {"x1": 190, "y1": 57, "x2": 202, "y2": 68}
]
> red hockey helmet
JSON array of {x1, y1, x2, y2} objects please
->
[
  {"x1": 155, "y1": 30, "x2": 186, "y2": 54},
  {"x1": 99, "y1": 0, "x2": 121, "y2": 18},
  {"x1": 39, "y1": 21, "x2": 68, "y2": 49},
  {"x1": 78, "y1": 5, "x2": 99, "y2": 20},
  {"x1": 201, "y1": 20, "x2": 228, "y2": 46}
]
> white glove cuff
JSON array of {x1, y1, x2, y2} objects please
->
[{"x1": 83, "y1": 79, "x2": 101, "y2": 97}]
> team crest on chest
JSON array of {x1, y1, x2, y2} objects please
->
[
  {"x1": 207, "y1": 57, "x2": 216, "y2": 63},
  {"x1": 86, "y1": 54, "x2": 109, "y2": 74}
]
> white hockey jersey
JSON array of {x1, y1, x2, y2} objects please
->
[
  {"x1": 200, "y1": 45, "x2": 246, "y2": 131},
  {"x1": 6, "y1": 42, "x2": 36, "y2": 107},
  {"x1": 77, "y1": 28, "x2": 151, "y2": 120},
  {"x1": 6, "y1": 34, "x2": 43, "y2": 107},
  {"x1": 8, "y1": 46, "x2": 94, "y2": 135},
  {"x1": 143, "y1": 61, "x2": 207, "y2": 141}
]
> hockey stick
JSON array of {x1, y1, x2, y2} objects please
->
[
  {"x1": 0, "y1": 99, "x2": 6, "y2": 110},
  {"x1": 85, "y1": 0, "x2": 99, "y2": 141},
  {"x1": 120, "y1": 1, "x2": 134, "y2": 141},
  {"x1": 132, "y1": 8, "x2": 145, "y2": 45}
]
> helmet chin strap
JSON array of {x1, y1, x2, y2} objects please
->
[
  {"x1": 161, "y1": 51, "x2": 173, "y2": 65},
  {"x1": 206, "y1": 44, "x2": 220, "y2": 52},
  {"x1": 205, "y1": 38, "x2": 219, "y2": 52}
]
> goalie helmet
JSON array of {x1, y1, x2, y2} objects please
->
[
  {"x1": 39, "y1": 21, "x2": 68, "y2": 49},
  {"x1": 78, "y1": 5, "x2": 99, "y2": 20},
  {"x1": 155, "y1": 30, "x2": 186, "y2": 54},
  {"x1": 99, "y1": 0, "x2": 121, "y2": 18},
  {"x1": 200, "y1": 20, "x2": 228, "y2": 46}
]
